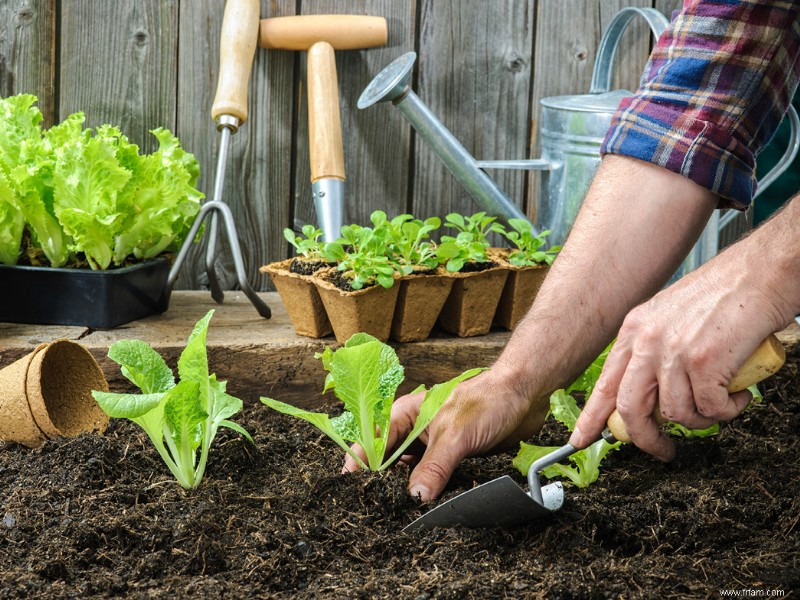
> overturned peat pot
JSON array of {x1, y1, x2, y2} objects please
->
[{"x1": 1, "y1": 349, "x2": 799, "y2": 598}]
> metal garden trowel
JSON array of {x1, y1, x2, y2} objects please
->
[{"x1": 404, "y1": 334, "x2": 786, "y2": 532}]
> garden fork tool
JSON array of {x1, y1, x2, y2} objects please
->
[
  {"x1": 405, "y1": 334, "x2": 786, "y2": 531},
  {"x1": 167, "y1": 0, "x2": 271, "y2": 319},
  {"x1": 259, "y1": 15, "x2": 387, "y2": 241}
]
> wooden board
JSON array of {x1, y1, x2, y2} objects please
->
[
  {"x1": 412, "y1": 0, "x2": 534, "y2": 227},
  {"x1": 59, "y1": 0, "x2": 179, "y2": 153},
  {"x1": 0, "y1": 291, "x2": 510, "y2": 409},
  {"x1": 0, "y1": 0, "x2": 56, "y2": 125}
]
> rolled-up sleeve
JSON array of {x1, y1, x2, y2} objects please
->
[{"x1": 601, "y1": 0, "x2": 800, "y2": 209}]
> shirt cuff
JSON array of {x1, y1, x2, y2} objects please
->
[{"x1": 601, "y1": 95, "x2": 756, "y2": 210}]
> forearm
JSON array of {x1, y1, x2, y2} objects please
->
[{"x1": 494, "y1": 155, "x2": 717, "y2": 402}]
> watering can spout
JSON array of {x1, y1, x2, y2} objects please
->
[{"x1": 358, "y1": 52, "x2": 532, "y2": 230}]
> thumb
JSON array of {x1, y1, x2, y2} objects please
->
[{"x1": 408, "y1": 433, "x2": 465, "y2": 502}]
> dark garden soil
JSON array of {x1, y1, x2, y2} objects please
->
[
  {"x1": 1, "y1": 348, "x2": 799, "y2": 599},
  {"x1": 289, "y1": 258, "x2": 335, "y2": 277}
]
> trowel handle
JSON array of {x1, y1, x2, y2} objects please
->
[
  {"x1": 211, "y1": 0, "x2": 261, "y2": 125},
  {"x1": 606, "y1": 334, "x2": 786, "y2": 444},
  {"x1": 308, "y1": 41, "x2": 345, "y2": 183}
]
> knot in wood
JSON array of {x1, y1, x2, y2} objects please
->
[
  {"x1": 15, "y1": 7, "x2": 34, "y2": 25},
  {"x1": 504, "y1": 51, "x2": 526, "y2": 73},
  {"x1": 134, "y1": 31, "x2": 148, "y2": 46},
  {"x1": 575, "y1": 49, "x2": 588, "y2": 62}
]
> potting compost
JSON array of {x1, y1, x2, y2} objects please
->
[{"x1": 0, "y1": 346, "x2": 797, "y2": 597}]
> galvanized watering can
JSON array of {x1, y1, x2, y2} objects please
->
[{"x1": 359, "y1": 7, "x2": 799, "y2": 276}]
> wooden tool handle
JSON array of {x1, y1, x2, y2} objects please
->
[
  {"x1": 307, "y1": 41, "x2": 345, "y2": 182},
  {"x1": 259, "y1": 15, "x2": 388, "y2": 50},
  {"x1": 606, "y1": 334, "x2": 786, "y2": 443},
  {"x1": 211, "y1": 0, "x2": 260, "y2": 124}
]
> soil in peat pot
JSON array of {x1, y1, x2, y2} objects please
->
[{"x1": 0, "y1": 348, "x2": 798, "y2": 598}]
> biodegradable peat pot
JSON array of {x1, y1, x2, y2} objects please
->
[
  {"x1": 0, "y1": 257, "x2": 171, "y2": 328},
  {"x1": 391, "y1": 267, "x2": 454, "y2": 342},
  {"x1": 491, "y1": 249, "x2": 550, "y2": 331},
  {"x1": 438, "y1": 263, "x2": 509, "y2": 337},
  {"x1": 314, "y1": 269, "x2": 400, "y2": 344},
  {"x1": 0, "y1": 339, "x2": 109, "y2": 448},
  {"x1": 261, "y1": 259, "x2": 332, "y2": 338}
]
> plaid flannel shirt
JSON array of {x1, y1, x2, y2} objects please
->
[{"x1": 601, "y1": 0, "x2": 800, "y2": 208}]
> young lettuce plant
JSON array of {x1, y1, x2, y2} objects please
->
[
  {"x1": 261, "y1": 333, "x2": 482, "y2": 471},
  {"x1": 91, "y1": 310, "x2": 251, "y2": 489},
  {"x1": 436, "y1": 212, "x2": 505, "y2": 272},
  {"x1": 386, "y1": 214, "x2": 440, "y2": 275},
  {"x1": 501, "y1": 219, "x2": 561, "y2": 267},
  {"x1": 323, "y1": 221, "x2": 399, "y2": 289},
  {"x1": 284, "y1": 224, "x2": 326, "y2": 260}
]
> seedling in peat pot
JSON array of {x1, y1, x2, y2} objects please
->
[
  {"x1": 92, "y1": 310, "x2": 251, "y2": 489},
  {"x1": 284, "y1": 224, "x2": 326, "y2": 261},
  {"x1": 501, "y1": 219, "x2": 561, "y2": 267},
  {"x1": 262, "y1": 333, "x2": 482, "y2": 470}
]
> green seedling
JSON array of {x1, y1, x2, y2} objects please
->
[
  {"x1": 92, "y1": 310, "x2": 251, "y2": 489},
  {"x1": 284, "y1": 224, "x2": 326, "y2": 261},
  {"x1": 324, "y1": 219, "x2": 399, "y2": 289},
  {"x1": 501, "y1": 219, "x2": 561, "y2": 267},
  {"x1": 262, "y1": 333, "x2": 482, "y2": 471},
  {"x1": 385, "y1": 214, "x2": 440, "y2": 275}
]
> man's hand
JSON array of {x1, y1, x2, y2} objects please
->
[
  {"x1": 571, "y1": 197, "x2": 800, "y2": 460},
  {"x1": 343, "y1": 367, "x2": 549, "y2": 501}
]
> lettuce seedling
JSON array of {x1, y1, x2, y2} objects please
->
[
  {"x1": 284, "y1": 224, "x2": 326, "y2": 261},
  {"x1": 514, "y1": 390, "x2": 621, "y2": 487},
  {"x1": 501, "y1": 219, "x2": 561, "y2": 267},
  {"x1": 261, "y1": 333, "x2": 481, "y2": 471},
  {"x1": 323, "y1": 221, "x2": 399, "y2": 289},
  {"x1": 385, "y1": 214, "x2": 440, "y2": 275},
  {"x1": 92, "y1": 310, "x2": 251, "y2": 489}
]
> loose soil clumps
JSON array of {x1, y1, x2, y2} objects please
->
[{"x1": 1, "y1": 348, "x2": 798, "y2": 598}]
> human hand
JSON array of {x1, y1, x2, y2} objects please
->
[
  {"x1": 342, "y1": 366, "x2": 549, "y2": 501},
  {"x1": 569, "y1": 255, "x2": 789, "y2": 461}
]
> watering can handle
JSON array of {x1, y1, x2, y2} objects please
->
[
  {"x1": 589, "y1": 7, "x2": 670, "y2": 95},
  {"x1": 717, "y1": 104, "x2": 800, "y2": 230}
]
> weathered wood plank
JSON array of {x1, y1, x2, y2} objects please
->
[
  {"x1": 528, "y1": 0, "x2": 652, "y2": 221},
  {"x1": 412, "y1": 0, "x2": 534, "y2": 224},
  {"x1": 291, "y1": 0, "x2": 416, "y2": 232},
  {"x1": 174, "y1": 0, "x2": 296, "y2": 292},
  {"x1": 0, "y1": 291, "x2": 510, "y2": 408},
  {"x1": 59, "y1": 0, "x2": 178, "y2": 154},
  {"x1": 0, "y1": 0, "x2": 56, "y2": 125}
]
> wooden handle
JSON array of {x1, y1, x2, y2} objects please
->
[
  {"x1": 259, "y1": 15, "x2": 388, "y2": 50},
  {"x1": 606, "y1": 334, "x2": 786, "y2": 443},
  {"x1": 211, "y1": 0, "x2": 260, "y2": 124},
  {"x1": 307, "y1": 41, "x2": 345, "y2": 182}
]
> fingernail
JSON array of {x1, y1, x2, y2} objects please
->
[
  {"x1": 409, "y1": 483, "x2": 432, "y2": 502},
  {"x1": 568, "y1": 424, "x2": 582, "y2": 447}
]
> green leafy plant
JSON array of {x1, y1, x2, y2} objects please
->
[
  {"x1": 501, "y1": 219, "x2": 561, "y2": 267},
  {"x1": 0, "y1": 94, "x2": 202, "y2": 269},
  {"x1": 436, "y1": 212, "x2": 505, "y2": 272},
  {"x1": 443, "y1": 212, "x2": 505, "y2": 243},
  {"x1": 261, "y1": 333, "x2": 482, "y2": 471},
  {"x1": 92, "y1": 310, "x2": 251, "y2": 489},
  {"x1": 385, "y1": 214, "x2": 440, "y2": 275},
  {"x1": 323, "y1": 214, "x2": 400, "y2": 289},
  {"x1": 514, "y1": 389, "x2": 621, "y2": 487},
  {"x1": 284, "y1": 224, "x2": 326, "y2": 261}
]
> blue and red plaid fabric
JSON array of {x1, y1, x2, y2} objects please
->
[{"x1": 601, "y1": 0, "x2": 800, "y2": 208}]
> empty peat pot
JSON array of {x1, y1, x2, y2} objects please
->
[{"x1": 0, "y1": 340, "x2": 109, "y2": 448}]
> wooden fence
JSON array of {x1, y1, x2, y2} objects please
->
[{"x1": 0, "y1": 0, "x2": 683, "y2": 290}]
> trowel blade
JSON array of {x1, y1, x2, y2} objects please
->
[{"x1": 403, "y1": 476, "x2": 564, "y2": 532}]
